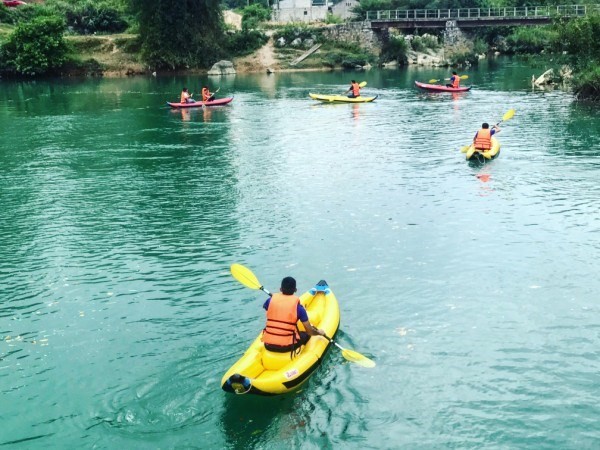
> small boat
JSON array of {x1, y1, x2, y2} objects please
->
[
  {"x1": 415, "y1": 81, "x2": 471, "y2": 92},
  {"x1": 466, "y1": 137, "x2": 501, "y2": 162},
  {"x1": 166, "y1": 97, "x2": 234, "y2": 108},
  {"x1": 221, "y1": 280, "x2": 340, "y2": 396},
  {"x1": 309, "y1": 93, "x2": 378, "y2": 103}
]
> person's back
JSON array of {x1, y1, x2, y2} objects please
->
[
  {"x1": 474, "y1": 122, "x2": 499, "y2": 150},
  {"x1": 262, "y1": 277, "x2": 325, "y2": 353},
  {"x1": 180, "y1": 88, "x2": 192, "y2": 103}
]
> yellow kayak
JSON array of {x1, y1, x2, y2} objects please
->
[
  {"x1": 466, "y1": 136, "x2": 501, "y2": 161},
  {"x1": 309, "y1": 93, "x2": 378, "y2": 103},
  {"x1": 221, "y1": 280, "x2": 340, "y2": 395}
]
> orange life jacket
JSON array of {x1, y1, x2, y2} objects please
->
[
  {"x1": 452, "y1": 75, "x2": 460, "y2": 88},
  {"x1": 263, "y1": 293, "x2": 301, "y2": 347},
  {"x1": 352, "y1": 82, "x2": 360, "y2": 96},
  {"x1": 202, "y1": 88, "x2": 210, "y2": 101},
  {"x1": 474, "y1": 128, "x2": 492, "y2": 150}
]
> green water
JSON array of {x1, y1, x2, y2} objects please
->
[{"x1": 1, "y1": 58, "x2": 600, "y2": 449}]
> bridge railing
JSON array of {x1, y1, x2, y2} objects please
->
[{"x1": 366, "y1": 4, "x2": 599, "y2": 21}]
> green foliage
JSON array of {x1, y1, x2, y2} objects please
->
[
  {"x1": 65, "y1": 1, "x2": 128, "y2": 34},
  {"x1": 224, "y1": 29, "x2": 268, "y2": 56},
  {"x1": 130, "y1": 0, "x2": 225, "y2": 69},
  {"x1": 0, "y1": 1, "x2": 131, "y2": 33},
  {"x1": 324, "y1": 13, "x2": 343, "y2": 24},
  {"x1": 380, "y1": 34, "x2": 408, "y2": 64},
  {"x1": 505, "y1": 26, "x2": 556, "y2": 54},
  {"x1": 321, "y1": 41, "x2": 374, "y2": 68},
  {"x1": 554, "y1": 14, "x2": 600, "y2": 65},
  {"x1": 410, "y1": 34, "x2": 439, "y2": 52},
  {"x1": 273, "y1": 24, "x2": 319, "y2": 44},
  {"x1": 1, "y1": 15, "x2": 70, "y2": 76},
  {"x1": 572, "y1": 65, "x2": 600, "y2": 100},
  {"x1": 241, "y1": 3, "x2": 271, "y2": 30}
]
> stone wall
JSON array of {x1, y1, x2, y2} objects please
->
[{"x1": 321, "y1": 23, "x2": 381, "y2": 53}]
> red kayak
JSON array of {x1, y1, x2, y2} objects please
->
[
  {"x1": 167, "y1": 97, "x2": 234, "y2": 108},
  {"x1": 415, "y1": 81, "x2": 471, "y2": 92}
]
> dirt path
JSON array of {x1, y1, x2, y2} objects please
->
[{"x1": 234, "y1": 39, "x2": 279, "y2": 73}]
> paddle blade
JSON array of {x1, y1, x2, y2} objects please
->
[
  {"x1": 502, "y1": 109, "x2": 515, "y2": 122},
  {"x1": 341, "y1": 348, "x2": 376, "y2": 368},
  {"x1": 428, "y1": 79, "x2": 440, "y2": 83},
  {"x1": 230, "y1": 264, "x2": 262, "y2": 290},
  {"x1": 359, "y1": 81, "x2": 367, "y2": 87},
  {"x1": 460, "y1": 74, "x2": 469, "y2": 80},
  {"x1": 460, "y1": 145, "x2": 470, "y2": 153}
]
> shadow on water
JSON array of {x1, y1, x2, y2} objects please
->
[{"x1": 219, "y1": 392, "x2": 304, "y2": 449}]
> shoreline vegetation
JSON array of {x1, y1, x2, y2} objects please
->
[{"x1": 0, "y1": 1, "x2": 598, "y2": 100}]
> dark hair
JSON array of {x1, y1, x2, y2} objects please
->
[
  {"x1": 281, "y1": 277, "x2": 296, "y2": 295},
  {"x1": 452, "y1": 71, "x2": 457, "y2": 75},
  {"x1": 351, "y1": 80, "x2": 356, "y2": 83},
  {"x1": 182, "y1": 87, "x2": 188, "y2": 91},
  {"x1": 482, "y1": 122, "x2": 489, "y2": 129}
]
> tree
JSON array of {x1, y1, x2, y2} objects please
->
[
  {"x1": 130, "y1": 0, "x2": 225, "y2": 69},
  {"x1": 1, "y1": 16, "x2": 69, "y2": 76}
]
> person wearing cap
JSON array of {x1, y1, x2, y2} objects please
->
[
  {"x1": 473, "y1": 122, "x2": 501, "y2": 150},
  {"x1": 262, "y1": 276, "x2": 325, "y2": 353}
]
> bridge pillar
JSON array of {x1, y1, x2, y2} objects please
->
[{"x1": 443, "y1": 20, "x2": 464, "y2": 45}]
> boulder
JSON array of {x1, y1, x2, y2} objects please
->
[
  {"x1": 208, "y1": 60, "x2": 236, "y2": 76},
  {"x1": 534, "y1": 68, "x2": 554, "y2": 86}
]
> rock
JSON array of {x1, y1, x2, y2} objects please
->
[
  {"x1": 382, "y1": 60, "x2": 398, "y2": 68},
  {"x1": 266, "y1": 67, "x2": 275, "y2": 74},
  {"x1": 277, "y1": 37, "x2": 286, "y2": 47},
  {"x1": 304, "y1": 38, "x2": 314, "y2": 47},
  {"x1": 534, "y1": 68, "x2": 554, "y2": 86},
  {"x1": 291, "y1": 38, "x2": 302, "y2": 47},
  {"x1": 560, "y1": 65, "x2": 573, "y2": 80},
  {"x1": 208, "y1": 60, "x2": 236, "y2": 76}
]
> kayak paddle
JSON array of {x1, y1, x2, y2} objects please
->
[
  {"x1": 230, "y1": 263, "x2": 375, "y2": 368},
  {"x1": 324, "y1": 335, "x2": 376, "y2": 368},
  {"x1": 429, "y1": 74, "x2": 469, "y2": 84},
  {"x1": 460, "y1": 109, "x2": 516, "y2": 153}
]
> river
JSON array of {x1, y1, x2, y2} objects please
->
[{"x1": 1, "y1": 58, "x2": 599, "y2": 449}]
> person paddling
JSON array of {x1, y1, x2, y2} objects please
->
[
  {"x1": 262, "y1": 276, "x2": 325, "y2": 355},
  {"x1": 446, "y1": 71, "x2": 461, "y2": 88},
  {"x1": 180, "y1": 87, "x2": 194, "y2": 104},
  {"x1": 473, "y1": 122, "x2": 501, "y2": 150},
  {"x1": 201, "y1": 86, "x2": 216, "y2": 102},
  {"x1": 345, "y1": 80, "x2": 361, "y2": 98}
]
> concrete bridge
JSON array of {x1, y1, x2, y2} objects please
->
[{"x1": 366, "y1": 4, "x2": 599, "y2": 29}]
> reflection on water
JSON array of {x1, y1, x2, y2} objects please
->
[{"x1": 1, "y1": 60, "x2": 600, "y2": 448}]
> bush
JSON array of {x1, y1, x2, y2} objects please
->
[
  {"x1": 224, "y1": 29, "x2": 268, "y2": 56},
  {"x1": 273, "y1": 24, "x2": 319, "y2": 44},
  {"x1": 573, "y1": 65, "x2": 600, "y2": 100},
  {"x1": 1, "y1": 15, "x2": 69, "y2": 75},
  {"x1": 410, "y1": 34, "x2": 439, "y2": 52},
  {"x1": 241, "y1": 4, "x2": 271, "y2": 30},
  {"x1": 380, "y1": 34, "x2": 408, "y2": 64},
  {"x1": 65, "y1": 1, "x2": 128, "y2": 34},
  {"x1": 505, "y1": 26, "x2": 556, "y2": 54}
]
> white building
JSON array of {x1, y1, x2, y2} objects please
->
[{"x1": 271, "y1": 0, "x2": 359, "y2": 23}]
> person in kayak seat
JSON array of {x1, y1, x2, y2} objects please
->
[
  {"x1": 180, "y1": 87, "x2": 194, "y2": 103},
  {"x1": 446, "y1": 71, "x2": 461, "y2": 88},
  {"x1": 201, "y1": 86, "x2": 215, "y2": 102},
  {"x1": 262, "y1": 276, "x2": 325, "y2": 355},
  {"x1": 345, "y1": 80, "x2": 360, "y2": 98},
  {"x1": 473, "y1": 122, "x2": 501, "y2": 150}
]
